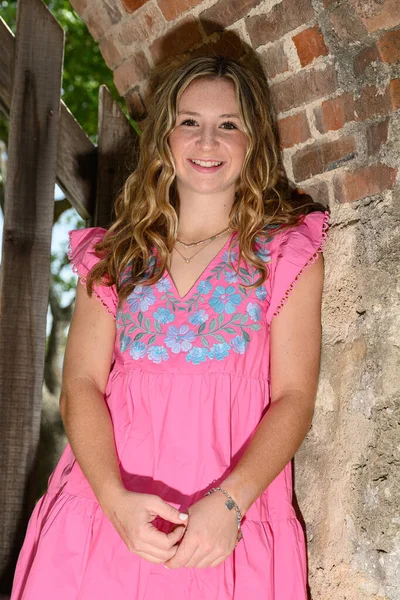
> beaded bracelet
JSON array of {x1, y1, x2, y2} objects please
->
[{"x1": 204, "y1": 487, "x2": 243, "y2": 544}]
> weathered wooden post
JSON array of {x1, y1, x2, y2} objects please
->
[
  {"x1": 95, "y1": 85, "x2": 139, "y2": 228},
  {"x1": 0, "y1": 0, "x2": 64, "y2": 592}
]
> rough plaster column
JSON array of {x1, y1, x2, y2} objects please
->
[{"x1": 68, "y1": 0, "x2": 400, "y2": 597}]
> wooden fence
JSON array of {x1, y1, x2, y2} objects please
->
[{"x1": 0, "y1": 0, "x2": 138, "y2": 592}]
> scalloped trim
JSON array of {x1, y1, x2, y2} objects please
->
[
  {"x1": 273, "y1": 210, "x2": 330, "y2": 318},
  {"x1": 67, "y1": 231, "x2": 116, "y2": 319}
]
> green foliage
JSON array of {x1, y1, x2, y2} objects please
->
[{"x1": 0, "y1": 0, "x2": 123, "y2": 139}]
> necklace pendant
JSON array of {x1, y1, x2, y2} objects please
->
[{"x1": 185, "y1": 258, "x2": 191, "y2": 263}]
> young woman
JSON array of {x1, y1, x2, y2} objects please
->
[{"x1": 11, "y1": 55, "x2": 329, "y2": 599}]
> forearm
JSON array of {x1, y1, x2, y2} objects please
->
[
  {"x1": 60, "y1": 377, "x2": 124, "y2": 514},
  {"x1": 221, "y1": 391, "x2": 315, "y2": 515}
]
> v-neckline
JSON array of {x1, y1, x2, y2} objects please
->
[{"x1": 165, "y1": 230, "x2": 237, "y2": 301}]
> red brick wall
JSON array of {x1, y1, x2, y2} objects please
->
[{"x1": 69, "y1": 0, "x2": 400, "y2": 206}]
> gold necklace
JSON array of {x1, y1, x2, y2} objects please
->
[
  {"x1": 176, "y1": 226, "x2": 231, "y2": 248},
  {"x1": 173, "y1": 237, "x2": 215, "y2": 264}
]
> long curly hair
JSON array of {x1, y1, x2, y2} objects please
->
[{"x1": 86, "y1": 55, "x2": 324, "y2": 307}]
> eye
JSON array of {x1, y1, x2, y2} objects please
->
[
  {"x1": 180, "y1": 118, "x2": 198, "y2": 126},
  {"x1": 220, "y1": 121, "x2": 238, "y2": 130}
]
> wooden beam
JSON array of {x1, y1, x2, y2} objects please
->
[
  {"x1": 0, "y1": 15, "x2": 95, "y2": 219},
  {"x1": 0, "y1": 0, "x2": 64, "y2": 590},
  {"x1": 95, "y1": 85, "x2": 139, "y2": 228}
]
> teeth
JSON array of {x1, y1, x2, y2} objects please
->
[{"x1": 191, "y1": 159, "x2": 223, "y2": 167}]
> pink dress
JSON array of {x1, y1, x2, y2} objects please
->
[{"x1": 11, "y1": 210, "x2": 329, "y2": 600}]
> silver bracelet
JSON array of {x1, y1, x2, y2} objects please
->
[{"x1": 204, "y1": 486, "x2": 243, "y2": 543}]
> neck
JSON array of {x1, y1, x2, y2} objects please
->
[{"x1": 175, "y1": 186, "x2": 235, "y2": 241}]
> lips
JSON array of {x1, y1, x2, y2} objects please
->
[{"x1": 188, "y1": 158, "x2": 225, "y2": 173}]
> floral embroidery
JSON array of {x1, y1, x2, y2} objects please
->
[
  {"x1": 127, "y1": 285, "x2": 156, "y2": 312},
  {"x1": 154, "y1": 307, "x2": 175, "y2": 324},
  {"x1": 209, "y1": 286, "x2": 241, "y2": 314},
  {"x1": 165, "y1": 325, "x2": 196, "y2": 353},
  {"x1": 116, "y1": 231, "x2": 276, "y2": 364}
]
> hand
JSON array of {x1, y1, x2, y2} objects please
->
[
  {"x1": 164, "y1": 491, "x2": 238, "y2": 569},
  {"x1": 104, "y1": 488, "x2": 189, "y2": 564}
]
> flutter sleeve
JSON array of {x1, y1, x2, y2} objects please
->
[
  {"x1": 67, "y1": 227, "x2": 118, "y2": 319},
  {"x1": 266, "y1": 210, "x2": 330, "y2": 323}
]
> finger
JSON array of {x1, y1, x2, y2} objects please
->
[
  {"x1": 153, "y1": 499, "x2": 189, "y2": 527},
  {"x1": 133, "y1": 541, "x2": 180, "y2": 562},
  {"x1": 165, "y1": 540, "x2": 198, "y2": 569},
  {"x1": 140, "y1": 522, "x2": 183, "y2": 551},
  {"x1": 166, "y1": 525, "x2": 186, "y2": 547}
]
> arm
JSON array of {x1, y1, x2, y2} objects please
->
[
  {"x1": 165, "y1": 254, "x2": 324, "y2": 569},
  {"x1": 60, "y1": 282, "x2": 187, "y2": 562},
  {"x1": 221, "y1": 253, "x2": 324, "y2": 513}
]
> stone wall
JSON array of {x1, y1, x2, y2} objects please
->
[{"x1": 67, "y1": 0, "x2": 400, "y2": 597}]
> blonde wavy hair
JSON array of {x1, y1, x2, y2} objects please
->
[{"x1": 86, "y1": 55, "x2": 323, "y2": 307}]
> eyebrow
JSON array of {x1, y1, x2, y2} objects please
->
[{"x1": 178, "y1": 110, "x2": 240, "y2": 118}]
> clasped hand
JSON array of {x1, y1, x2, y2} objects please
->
[{"x1": 107, "y1": 489, "x2": 238, "y2": 569}]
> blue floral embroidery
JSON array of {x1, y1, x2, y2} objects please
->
[
  {"x1": 188, "y1": 309, "x2": 209, "y2": 326},
  {"x1": 209, "y1": 286, "x2": 241, "y2": 315},
  {"x1": 130, "y1": 341, "x2": 147, "y2": 360},
  {"x1": 156, "y1": 277, "x2": 171, "y2": 292},
  {"x1": 154, "y1": 307, "x2": 175, "y2": 324},
  {"x1": 147, "y1": 345, "x2": 169, "y2": 363},
  {"x1": 197, "y1": 280, "x2": 212, "y2": 295},
  {"x1": 247, "y1": 302, "x2": 262, "y2": 322},
  {"x1": 224, "y1": 270, "x2": 239, "y2": 284},
  {"x1": 209, "y1": 342, "x2": 231, "y2": 361},
  {"x1": 186, "y1": 347, "x2": 209, "y2": 365},
  {"x1": 231, "y1": 335, "x2": 247, "y2": 354},
  {"x1": 165, "y1": 325, "x2": 196, "y2": 353},
  {"x1": 128, "y1": 285, "x2": 156, "y2": 312},
  {"x1": 255, "y1": 286, "x2": 267, "y2": 301},
  {"x1": 116, "y1": 231, "x2": 277, "y2": 364}
]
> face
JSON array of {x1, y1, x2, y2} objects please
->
[{"x1": 168, "y1": 77, "x2": 247, "y2": 198}]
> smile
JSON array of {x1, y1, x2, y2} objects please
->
[{"x1": 189, "y1": 159, "x2": 223, "y2": 167}]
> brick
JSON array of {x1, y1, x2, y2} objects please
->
[
  {"x1": 377, "y1": 30, "x2": 400, "y2": 64},
  {"x1": 271, "y1": 64, "x2": 338, "y2": 113},
  {"x1": 314, "y1": 93, "x2": 355, "y2": 133},
  {"x1": 366, "y1": 118, "x2": 389, "y2": 156},
  {"x1": 353, "y1": 45, "x2": 380, "y2": 77},
  {"x1": 189, "y1": 31, "x2": 245, "y2": 61},
  {"x1": 278, "y1": 112, "x2": 311, "y2": 149},
  {"x1": 121, "y1": 0, "x2": 148, "y2": 12},
  {"x1": 246, "y1": 0, "x2": 315, "y2": 48},
  {"x1": 102, "y1": 0, "x2": 122, "y2": 25},
  {"x1": 334, "y1": 164, "x2": 398, "y2": 203},
  {"x1": 354, "y1": 85, "x2": 391, "y2": 121},
  {"x1": 118, "y1": 6, "x2": 164, "y2": 45},
  {"x1": 200, "y1": 0, "x2": 263, "y2": 35},
  {"x1": 329, "y1": 4, "x2": 368, "y2": 43},
  {"x1": 85, "y1": 3, "x2": 117, "y2": 40},
  {"x1": 150, "y1": 16, "x2": 202, "y2": 63},
  {"x1": 113, "y1": 52, "x2": 150, "y2": 95},
  {"x1": 293, "y1": 25, "x2": 329, "y2": 67},
  {"x1": 69, "y1": 0, "x2": 90, "y2": 15},
  {"x1": 99, "y1": 37, "x2": 124, "y2": 68},
  {"x1": 292, "y1": 136, "x2": 356, "y2": 181},
  {"x1": 390, "y1": 78, "x2": 400, "y2": 110},
  {"x1": 355, "y1": 0, "x2": 400, "y2": 33},
  {"x1": 297, "y1": 179, "x2": 330, "y2": 205},
  {"x1": 260, "y1": 42, "x2": 289, "y2": 79},
  {"x1": 158, "y1": 0, "x2": 203, "y2": 21}
]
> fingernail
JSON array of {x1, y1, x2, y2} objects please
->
[{"x1": 179, "y1": 512, "x2": 188, "y2": 521}]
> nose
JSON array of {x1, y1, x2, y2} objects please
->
[{"x1": 195, "y1": 126, "x2": 219, "y2": 150}]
